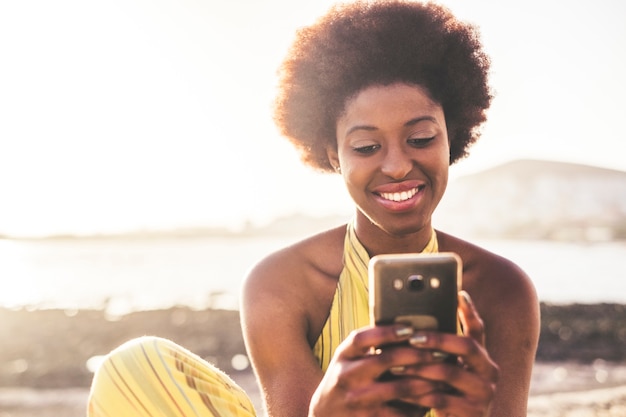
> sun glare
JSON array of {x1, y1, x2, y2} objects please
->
[
  {"x1": 0, "y1": 241, "x2": 43, "y2": 308},
  {"x1": 0, "y1": 0, "x2": 624, "y2": 237}
]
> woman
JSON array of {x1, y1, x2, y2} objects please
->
[{"x1": 88, "y1": 1, "x2": 539, "y2": 416}]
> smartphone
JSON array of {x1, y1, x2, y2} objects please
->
[
  {"x1": 369, "y1": 252, "x2": 462, "y2": 335},
  {"x1": 369, "y1": 252, "x2": 462, "y2": 410}
]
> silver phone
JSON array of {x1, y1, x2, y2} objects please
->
[
  {"x1": 369, "y1": 252, "x2": 462, "y2": 334},
  {"x1": 368, "y1": 252, "x2": 463, "y2": 410}
]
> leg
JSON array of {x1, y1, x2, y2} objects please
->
[{"x1": 88, "y1": 336, "x2": 256, "y2": 417}]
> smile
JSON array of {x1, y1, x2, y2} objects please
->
[{"x1": 379, "y1": 187, "x2": 419, "y2": 202}]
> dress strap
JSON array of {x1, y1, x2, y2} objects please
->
[{"x1": 313, "y1": 220, "x2": 438, "y2": 371}]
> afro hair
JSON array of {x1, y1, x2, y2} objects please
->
[{"x1": 273, "y1": 0, "x2": 492, "y2": 172}]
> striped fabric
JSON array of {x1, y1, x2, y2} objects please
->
[
  {"x1": 313, "y1": 221, "x2": 439, "y2": 417},
  {"x1": 88, "y1": 336, "x2": 256, "y2": 417},
  {"x1": 313, "y1": 221, "x2": 438, "y2": 371},
  {"x1": 88, "y1": 221, "x2": 439, "y2": 416}
]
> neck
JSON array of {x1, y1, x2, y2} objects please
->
[{"x1": 353, "y1": 211, "x2": 434, "y2": 257}]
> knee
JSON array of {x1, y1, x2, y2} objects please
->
[
  {"x1": 90, "y1": 336, "x2": 174, "y2": 376},
  {"x1": 87, "y1": 336, "x2": 181, "y2": 416},
  {"x1": 109, "y1": 335, "x2": 173, "y2": 355},
  {"x1": 88, "y1": 336, "x2": 178, "y2": 395},
  {"x1": 97, "y1": 336, "x2": 180, "y2": 368}
]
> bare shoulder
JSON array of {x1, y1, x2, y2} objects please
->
[
  {"x1": 242, "y1": 224, "x2": 346, "y2": 298},
  {"x1": 438, "y1": 230, "x2": 540, "y2": 415},
  {"x1": 241, "y1": 224, "x2": 346, "y2": 342},
  {"x1": 240, "y1": 225, "x2": 347, "y2": 415},
  {"x1": 437, "y1": 230, "x2": 540, "y2": 354},
  {"x1": 436, "y1": 230, "x2": 538, "y2": 312}
]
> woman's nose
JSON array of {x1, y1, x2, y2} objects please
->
[{"x1": 380, "y1": 146, "x2": 413, "y2": 179}]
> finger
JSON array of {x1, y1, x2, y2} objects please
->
[
  {"x1": 360, "y1": 344, "x2": 441, "y2": 381},
  {"x1": 416, "y1": 389, "x2": 487, "y2": 417},
  {"x1": 353, "y1": 373, "x2": 491, "y2": 417},
  {"x1": 401, "y1": 362, "x2": 497, "y2": 400},
  {"x1": 409, "y1": 331, "x2": 499, "y2": 381},
  {"x1": 458, "y1": 291, "x2": 485, "y2": 345},
  {"x1": 337, "y1": 325, "x2": 415, "y2": 360},
  {"x1": 345, "y1": 376, "x2": 437, "y2": 409},
  {"x1": 327, "y1": 327, "x2": 433, "y2": 395}
]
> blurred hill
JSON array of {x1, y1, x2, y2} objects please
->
[
  {"x1": 436, "y1": 159, "x2": 626, "y2": 241},
  {"x1": 5, "y1": 159, "x2": 624, "y2": 242}
]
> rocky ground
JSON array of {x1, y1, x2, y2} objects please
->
[{"x1": 1, "y1": 303, "x2": 625, "y2": 416}]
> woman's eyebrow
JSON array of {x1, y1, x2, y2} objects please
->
[
  {"x1": 345, "y1": 115, "x2": 438, "y2": 136},
  {"x1": 405, "y1": 115, "x2": 438, "y2": 127},
  {"x1": 345, "y1": 124, "x2": 377, "y2": 136}
]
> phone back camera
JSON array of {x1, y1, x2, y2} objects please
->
[{"x1": 407, "y1": 274, "x2": 425, "y2": 291}]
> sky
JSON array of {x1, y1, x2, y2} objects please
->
[{"x1": 1, "y1": 0, "x2": 625, "y2": 237}]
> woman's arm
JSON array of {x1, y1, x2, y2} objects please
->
[
  {"x1": 241, "y1": 244, "x2": 445, "y2": 417},
  {"x1": 439, "y1": 232, "x2": 541, "y2": 416},
  {"x1": 479, "y1": 261, "x2": 540, "y2": 417},
  {"x1": 242, "y1": 233, "x2": 538, "y2": 417},
  {"x1": 240, "y1": 251, "x2": 326, "y2": 417}
]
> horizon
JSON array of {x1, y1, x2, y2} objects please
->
[
  {"x1": 2, "y1": 157, "x2": 623, "y2": 240},
  {"x1": 1, "y1": 0, "x2": 625, "y2": 238}
]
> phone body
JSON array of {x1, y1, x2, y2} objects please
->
[
  {"x1": 369, "y1": 252, "x2": 462, "y2": 334},
  {"x1": 369, "y1": 252, "x2": 463, "y2": 410}
]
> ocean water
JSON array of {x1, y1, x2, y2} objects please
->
[{"x1": 0, "y1": 235, "x2": 624, "y2": 313}]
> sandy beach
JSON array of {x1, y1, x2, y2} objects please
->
[
  {"x1": 3, "y1": 363, "x2": 626, "y2": 417},
  {"x1": 1, "y1": 303, "x2": 625, "y2": 416}
]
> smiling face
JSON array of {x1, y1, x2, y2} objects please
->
[{"x1": 329, "y1": 83, "x2": 449, "y2": 248}]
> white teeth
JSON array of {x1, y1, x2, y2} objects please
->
[{"x1": 380, "y1": 188, "x2": 418, "y2": 202}]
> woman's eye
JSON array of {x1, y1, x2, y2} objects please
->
[
  {"x1": 408, "y1": 137, "x2": 435, "y2": 148},
  {"x1": 352, "y1": 144, "x2": 380, "y2": 154}
]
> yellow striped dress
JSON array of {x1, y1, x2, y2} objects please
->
[
  {"x1": 88, "y1": 221, "x2": 438, "y2": 416},
  {"x1": 313, "y1": 221, "x2": 438, "y2": 417}
]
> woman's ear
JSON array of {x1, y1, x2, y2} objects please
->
[{"x1": 326, "y1": 146, "x2": 341, "y2": 173}]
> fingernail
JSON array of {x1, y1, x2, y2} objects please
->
[
  {"x1": 390, "y1": 366, "x2": 406, "y2": 375},
  {"x1": 409, "y1": 334, "x2": 428, "y2": 346},
  {"x1": 395, "y1": 326, "x2": 414, "y2": 337},
  {"x1": 460, "y1": 290, "x2": 472, "y2": 305}
]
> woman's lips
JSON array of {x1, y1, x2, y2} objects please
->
[
  {"x1": 373, "y1": 181, "x2": 426, "y2": 211},
  {"x1": 379, "y1": 187, "x2": 419, "y2": 202}
]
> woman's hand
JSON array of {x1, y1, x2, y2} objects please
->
[
  {"x1": 309, "y1": 323, "x2": 438, "y2": 416},
  {"x1": 309, "y1": 291, "x2": 499, "y2": 417},
  {"x1": 395, "y1": 291, "x2": 500, "y2": 416}
]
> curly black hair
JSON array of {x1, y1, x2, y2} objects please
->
[{"x1": 273, "y1": 0, "x2": 492, "y2": 172}]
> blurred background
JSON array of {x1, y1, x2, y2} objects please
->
[{"x1": 1, "y1": 0, "x2": 625, "y2": 416}]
